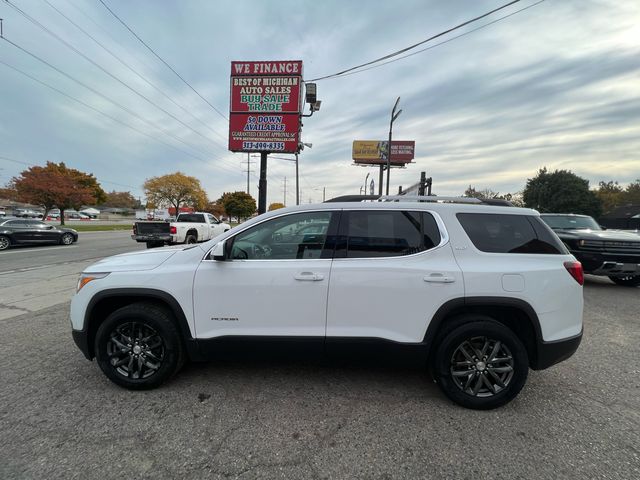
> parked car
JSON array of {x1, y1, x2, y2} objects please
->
[
  {"x1": 15, "y1": 209, "x2": 43, "y2": 219},
  {"x1": 71, "y1": 196, "x2": 583, "y2": 409},
  {"x1": 541, "y1": 213, "x2": 640, "y2": 287},
  {"x1": 132, "y1": 212, "x2": 230, "y2": 248},
  {"x1": 0, "y1": 218, "x2": 78, "y2": 250},
  {"x1": 66, "y1": 212, "x2": 91, "y2": 220}
]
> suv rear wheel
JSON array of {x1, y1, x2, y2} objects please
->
[
  {"x1": 94, "y1": 303, "x2": 184, "y2": 389},
  {"x1": 434, "y1": 319, "x2": 528, "y2": 410}
]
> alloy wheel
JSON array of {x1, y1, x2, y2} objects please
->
[
  {"x1": 61, "y1": 233, "x2": 74, "y2": 245},
  {"x1": 0, "y1": 236, "x2": 9, "y2": 250},
  {"x1": 106, "y1": 322, "x2": 165, "y2": 380},
  {"x1": 450, "y1": 336, "x2": 514, "y2": 397}
]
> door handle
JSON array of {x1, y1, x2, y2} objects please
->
[
  {"x1": 424, "y1": 274, "x2": 455, "y2": 283},
  {"x1": 294, "y1": 272, "x2": 324, "y2": 281}
]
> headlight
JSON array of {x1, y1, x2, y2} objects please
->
[{"x1": 77, "y1": 272, "x2": 110, "y2": 292}]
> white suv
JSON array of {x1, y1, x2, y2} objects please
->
[{"x1": 70, "y1": 196, "x2": 583, "y2": 409}]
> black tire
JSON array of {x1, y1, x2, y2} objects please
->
[
  {"x1": 433, "y1": 318, "x2": 529, "y2": 410},
  {"x1": 185, "y1": 234, "x2": 197, "y2": 244},
  {"x1": 60, "y1": 233, "x2": 75, "y2": 245},
  {"x1": 0, "y1": 235, "x2": 10, "y2": 251},
  {"x1": 608, "y1": 275, "x2": 640, "y2": 287},
  {"x1": 94, "y1": 303, "x2": 185, "y2": 390}
]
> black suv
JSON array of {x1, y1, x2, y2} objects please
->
[{"x1": 541, "y1": 214, "x2": 640, "y2": 286}]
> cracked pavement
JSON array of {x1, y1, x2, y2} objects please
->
[{"x1": 0, "y1": 234, "x2": 639, "y2": 479}]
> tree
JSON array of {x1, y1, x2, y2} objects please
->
[
  {"x1": 0, "y1": 185, "x2": 18, "y2": 201},
  {"x1": 12, "y1": 162, "x2": 106, "y2": 224},
  {"x1": 523, "y1": 168, "x2": 602, "y2": 217},
  {"x1": 268, "y1": 202, "x2": 285, "y2": 211},
  {"x1": 594, "y1": 181, "x2": 624, "y2": 213},
  {"x1": 622, "y1": 179, "x2": 640, "y2": 205},
  {"x1": 204, "y1": 201, "x2": 226, "y2": 219},
  {"x1": 103, "y1": 190, "x2": 141, "y2": 209},
  {"x1": 464, "y1": 186, "x2": 499, "y2": 199},
  {"x1": 218, "y1": 191, "x2": 256, "y2": 221},
  {"x1": 143, "y1": 172, "x2": 208, "y2": 215}
]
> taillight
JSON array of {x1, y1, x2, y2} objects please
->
[
  {"x1": 564, "y1": 261, "x2": 584, "y2": 285},
  {"x1": 170, "y1": 226, "x2": 177, "y2": 234}
]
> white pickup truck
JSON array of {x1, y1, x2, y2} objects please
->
[{"x1": 132, "y1": 212, "x2": 230, "y2": 248}]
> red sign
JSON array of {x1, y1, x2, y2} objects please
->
[
  {"x1": 229, "y1": 61, "x2": 303, "y2": 153},
  {"x1": 230, "y1": 76, "x2": 301, "y2": 113},
  {"x1": 229, "y1": 114, "x2": 299, "y2": 152},
  {"x1": 231, "y1": 61, "x2": 303, "y2": 76}
]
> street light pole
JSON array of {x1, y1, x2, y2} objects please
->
[
  {"x1": 363, "y1": 172, "x2": 370, "y2": 196},
  {"x1": 386, "y1": 97, "x2": 402, "y2": 196}
]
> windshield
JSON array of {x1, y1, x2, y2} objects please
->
[{"x1": 541, "y1": 215, "x2": 601, "y2": 230}]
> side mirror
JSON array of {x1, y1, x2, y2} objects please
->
[
  {"x1": 211, "y1": 241, "x2": 227, "y2": 261},
  {"x1": 599, "y1": 225, "x2": 607, "y2": 230},
  {"x1": 46, "y1": 225, "x2": 54, "y2": 230}
]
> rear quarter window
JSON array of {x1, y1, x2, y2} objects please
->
[{"x1": 457, "y1": 213, "x2": 565, "y2": 254}]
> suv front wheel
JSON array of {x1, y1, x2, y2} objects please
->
[
  {"x1": 94, "y1": 303, "x2": 185, "y2": 389},
  {"x1": 434, "y1": 319, "x2": 529, "y2": 410}
]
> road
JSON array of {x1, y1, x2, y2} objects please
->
[
  {"x1": 0, "y1": 236, "x2": 639, "y2": 479},
  {"x1": 0, "y1": 231, "x2": 144, "y2": 320}
]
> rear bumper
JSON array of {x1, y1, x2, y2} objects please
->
[
  {"x1": 532, "y1": 329, "x2": 582, "y2": 370},
  {"x1": 131, "y1": 234, "x2": 171, "y2": 243},
  {"x1": 72, "y1": 329, "x2": 92, "y2": 360}
]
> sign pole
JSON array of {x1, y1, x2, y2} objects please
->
[
  {"x1": 258, "y1": 152, "x2": 268, "y2": 214},
  {"x1": 378, "y1": 165, "x2": 384, "y2": 195}
]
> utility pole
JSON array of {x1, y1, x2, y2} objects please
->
[
  {"x1": 323, "y1": 187, "x2": 326, "y2": 202},
  {"x1": 258, "y1": 152, "x2": 268, "y2": 214},
  {"x1": 0, "y1": 18, "x2": 4, "y2": 39},
  {"x1": 282, "y1": 177, "x2": 287, "y2": 207},
  {"x1": 386, "y1": 97, "x2": 403, "y2": 195},
  {"x1": 295, "y1": 152, "x2": 300, "y2": 205},
  {"x1": 241, "y1": 153, "x2": 255, "y2": 196}
]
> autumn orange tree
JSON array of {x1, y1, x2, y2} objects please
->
[
  {"x1": 103, "y1": 190, "x2": 141, "y2": 209},
  {"x1": 12, "y1": 162, "x2": 106, "y2": 224},
  {"x1": 143, "y1": 172, "x2": 208, "y2": 215},
  {"x1": 268, "y1": 202, "x2": 285, "y2": 211}
]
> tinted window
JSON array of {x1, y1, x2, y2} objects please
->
[
  {"x1": 457, "y1": 213, "x2": 564, "y2": 254},
  {"x1": 230, "y1": 211, "x2": 334, "y2": 260},
  {"x1": 342, "y1": 210, "x2": 441, "y2": 258},
  {"x1": 207, "y1": 214, "x2": 218, "y2": 223},
  {"x1": 540, "y1": 215, "x2": 600, "y2": 231},
  {"x1": 177, "y1": 214, "x2": 205, "y2": 223}
]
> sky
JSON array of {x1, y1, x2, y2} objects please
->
[{"x1": 1, "y1": 0, "x2": 639, "y2": 206}]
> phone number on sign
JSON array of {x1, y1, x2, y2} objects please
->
[{"x1": 242, "y1": 141, "x2": 285, "y2": 151}]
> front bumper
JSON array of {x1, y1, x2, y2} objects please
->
[
  {"x1": 532, "y1": 329, "x2": 582, "y2": 370},
  {"x1": 571, "y1": 250, "x2": 640, "y2": 275},
  {"x1": 72, "y1": 329, "x2": 93, "y2": 360}
]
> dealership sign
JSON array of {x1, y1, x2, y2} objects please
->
[
  {"x1": 352, "y1": 140, "x2": 415, "y2": 165},
  {"x1": 229, "y1": 61, "x2": 303, "y2": 153}
]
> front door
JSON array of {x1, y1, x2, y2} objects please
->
[{"x1": 193, "y1": 210, "x2": 339, "y2": 340}]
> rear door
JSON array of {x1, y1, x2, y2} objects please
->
[{"x1": 326, "y1": 209, "x2": 463, "y2": 343}]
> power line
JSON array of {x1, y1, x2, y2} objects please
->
[
  {"x1": 97, "y1": 0, "x2": 229, "y2": 121},
  {"x1": 0, "y1": 36, "x2": 222, "y2": 162},
  {"x1": 42, "y1": 0, "x2": 227, "y2": 143},
  {"x1": 4, "y1": 0, "x2": 227, "y2": 152},
  {"x1": 307, "y1": 0, "x2": 521, "y2": 82},
  {"x1": 329, "y1": 0, "x2": 547, "y2": 80},
  {"x1": 0, "y1": 58, "x2": 241, "y2": 178}
]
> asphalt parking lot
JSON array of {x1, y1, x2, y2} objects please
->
[{"x1": 0, "y1": 233, "x2": 639, "y2": 479}]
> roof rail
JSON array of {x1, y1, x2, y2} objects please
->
[{"x1": 325, "y1": 195, "x2": 513, "y2": 206}]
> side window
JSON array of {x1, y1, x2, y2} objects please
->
[
  {"x1": 230, "y1": 211, "x2": 334, "y2": 260},
  {"x1": 208, "y1": 214, "x2": 218, "y2": 224},
  {"x1": 342, "y1": 210, "x2": 441, "y2": 258},
  {"x1": 457, "y1": 213, "x2": 564, "y2": 254}
]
